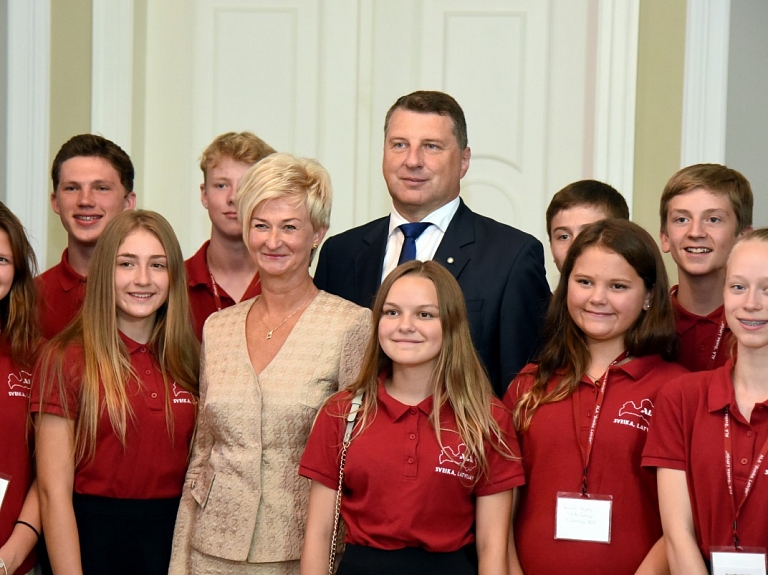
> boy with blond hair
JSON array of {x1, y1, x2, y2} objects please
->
[
  {"x1": 185, "y1": 131, "x2": 275, "y2": 339},
  {"x1": 659, "y1": 163, "x2": 753, "y2": 371}
]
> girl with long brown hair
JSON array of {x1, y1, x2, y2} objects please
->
[
  {"x1": 504, "y1": 219, "x2": 686, "y2": 575},
  {"x1": 0, "y1": 202, "x2": 42, "y2": 575},
  {"x1": 300, "y1": 260, "x2": 522, "y2": 575},
  {"x1": 32, "y1": 210, "x2": 199, "y2": 575}
]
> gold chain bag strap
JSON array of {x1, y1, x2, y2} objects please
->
[{"x1": 328, "y1": 390, "x2": 364, "y2": 575}]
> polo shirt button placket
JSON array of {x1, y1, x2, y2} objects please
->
[{"x1": 404, "y1": 407, "x2": 419, "y2": 478}]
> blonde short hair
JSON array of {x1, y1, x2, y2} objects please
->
[{"x1": 236, "y1": 152, "x2": 332, "y2": 243}]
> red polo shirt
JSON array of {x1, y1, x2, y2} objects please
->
[
  {"x1": 0, "y1": 343, "x2": 37, "y2": 574},
  {"x1": 671, "y1": 286, "x2": 731, "y2": 372},
  {"x1": 36, "y1": 249, "x2": 86, "y2": 339},
  {"x1": 503, "y1": 356, "x2": 688, "y2": 575},
  {"x1": 642, "y1": 361, "x2": 768, "y2": 558},
  {"x1": 185, "y1": 241, "x2": 261, "y2": 340},
  {"x1": 300, "y1": 379, "x2": 524, "y2": 552},
  {"x1": 31, "y1": 333, "x2": 197, "y2": 499}
]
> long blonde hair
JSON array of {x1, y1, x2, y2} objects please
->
[
  {"x1": 38, "y1": 210, "x2": 199, "y2": 464},
  {"x1": 345, "y1": 260, "x2": 515, "y2": 481}
]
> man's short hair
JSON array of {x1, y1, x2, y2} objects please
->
[
  {"x1": 546, "y1": 180, "x2": 629, "y2": 237},
  {"x1": 199, "y1": 131, "x2": 276, "y2": 181},
  {"x1": 51, "y1": 134, "x2": 134, "y2": 194},
  {"x1": 659, "y1": 164, "x2": 753, "y2": 235},
  {"x1": 384, "y1": 91, "x2": 468, "y2": 150}
]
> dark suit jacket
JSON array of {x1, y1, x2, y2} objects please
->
[{"x1": 314, "y1": 199, "x2": 550, "y2": 396}]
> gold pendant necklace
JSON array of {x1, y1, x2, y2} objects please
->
[{"x1": 260, "y1": 294, "x2": 313, "y2": 340}]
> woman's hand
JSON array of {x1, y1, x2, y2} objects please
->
[
  {"x1": 657, "y1": 468, "x2": 707, "y2": 575},
  {"x1": 300, "y1": 481, "x2": 337, "y2": 575},
  {"x1": 0, "y1": 478, "x2": 40, "y2": 574},
  {"x1": 477, "y1": 490, "x2": 513, "y2": 575},
  {"x1": 36, "y1": 413, "x2": 83, "y2": 575},
  {"x1": 507, "y1": 487, "x2": 525, "y2": 575}
]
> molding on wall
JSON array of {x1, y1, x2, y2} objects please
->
[
  {"x1": 6, "y1": 1, "x2": 51, "y2": 266},
  {"x1": 92, "y1": 0, "x2": 134, "y2": 152},
  {"x1": 681, "y1": 0, "x2": 730, "y2": 166},
  {"x1": 593, "y1": 0, "x2": 639, "y2": 207}
]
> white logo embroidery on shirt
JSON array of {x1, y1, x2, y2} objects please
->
[
  {"x1": 172, "y1": 382, "x2": 194, "y2": 404},
  {"x1": 7, "y1": 370, "x2": 32, "y2": 398},
  {"x1": 435, "y1": 443, "x2": 477, "y2": 481},
  {"x1": 613, "y1": 398, "x2": 653, "y2": 431}
]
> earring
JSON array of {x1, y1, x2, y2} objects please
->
[
  {"x1": 312, "y1": 243, "x2": 319, "y2": 250},
  {"x1": 643, "y1": 302, "x2": 650, "y2": 311}
]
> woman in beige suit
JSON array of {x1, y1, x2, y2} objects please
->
[{"x1": 169, "y1": 153, "x2": 371, "y2": 574}]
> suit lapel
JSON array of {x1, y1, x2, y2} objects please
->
[
  {"x1": 355, "y1": 218, "x2": 388, "y2": 306},
  {"x1": 433, "y1": 199, "x2": 474, "y2": 279}
]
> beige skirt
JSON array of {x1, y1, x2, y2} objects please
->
[{"x1": 189, "y1": 549, "x2": 300, "y2": 575}]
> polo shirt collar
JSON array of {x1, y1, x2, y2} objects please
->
[
  {"x1": 670, "y1": 284, "x2": 725, "y2": 332},
  {"x1": 577, "y1": 354, "x2": 664, "y2": 387},
  {"x1": 707, "y1": 359, "x2": 738, "y2": 414},
  {"x1": 376, "y1": 372, "x2": 434, "y2": 420},
  {"x1": 58, "y1": 249, "x2": 86, "y2": 292},
  {"x1": 387, "y1": 196, "x2": 461, "y2": 238},
  {"x1": 118, "y1": 330, "x2": 146, "y2": 354},
  {"x1": 186, "y1": 241, "x2": 211, "y2": 288}
]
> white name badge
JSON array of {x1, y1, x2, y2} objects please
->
[
  {"x1": 0, "y1": 473, "x2": 9, "y2": 512},
  {"x1": 555, "y1": 492, "x2": 612, "y2": 543},
  {"x1": 711, "y1": 549, "x2": 767, "y2": 575}
]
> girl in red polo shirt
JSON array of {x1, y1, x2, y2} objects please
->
[
  {"x1": 644, "y1": 228, "x2": 768, "y2": 574},
  {"x1": 504, "y1": 219, "x2": 686, "y2": 575},
  {"x1": 0, "y1": 203, "x2": 43, "y2": 575},
  {"x1": 300, "y1": 260, "x2": 523, "y2": 575},
  {"x1": 32, "y1": 210, "x2": 199, "y2": 575}
]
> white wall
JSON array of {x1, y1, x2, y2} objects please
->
[{"x1": 726, "y1": 0, "x2": 768, "y2": 227}]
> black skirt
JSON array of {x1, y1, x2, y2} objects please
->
[
  {"x1": 337, "y1": 543, "x2": 478, "y2": 575},
  {"x1": 73, "y1": 492, "x2": 180, "y2": 575}
]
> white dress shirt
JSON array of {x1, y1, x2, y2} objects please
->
[{"x1": 380, "y1": 197, "x2": 461, "y2": 283}]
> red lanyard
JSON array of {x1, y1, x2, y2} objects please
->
[
  {"x1": 572, "y1": 351, "x2": 630, "y2": 495},
  {"x1": 710, "y1": 320, "x2": 726, "y2": 366},
  {"x1": 723, "y1": 407, "x2": 768, "y2": 549},
  {"x1": 208, "y1": 272, "x2": 223, "y2": 312}
]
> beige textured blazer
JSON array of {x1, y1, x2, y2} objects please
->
[{"x1": 169, "y1": 292, "x2": 371, "y2": 571}]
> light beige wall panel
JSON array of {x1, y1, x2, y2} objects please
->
[
  {"x1": 633, "y1": 0, "x2": 686, "y2": 285},
  {"x1": 140, "y1": 1, "x2": 196, "y2": 254},
  {"x1": 47, "y1": 0, "x2": 91, "y2": 267}
]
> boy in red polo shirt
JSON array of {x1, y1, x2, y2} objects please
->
[
  {"x1": 185, "y1": 131, "x2": 275, "y2": 339},
  {"x1": 36, "y1": 135, "x2": 136, "y2": 338},
  {"x1": 659, "y1": 164, "x2": 753, "y2": 371}
]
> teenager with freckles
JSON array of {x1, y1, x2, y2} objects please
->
[
  {"x1": 504, "y1": 219, "x2": 687, "y2": 575},
  {"x1": 644, "y1": 228, "x2": 768, "y2": 574},
  {"x1": 300, "y1": 260, "x2": 522, "y2": 575},
  {"x1": 31, "y1": 210, "x2": 199, "y2": 575}
]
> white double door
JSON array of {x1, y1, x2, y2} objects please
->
[{"x1": 139, "y1": 0, "x2": 628, "y2": 284}]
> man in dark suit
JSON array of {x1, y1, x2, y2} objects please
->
[{"x1": 314, "y1": 91, "x2": 549, "y2": 396}]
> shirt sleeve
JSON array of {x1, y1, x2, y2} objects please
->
[
  {"x1": 642, "y1": 382, "x2": 688, "y2": 471},
  {"x1": 475, "y1": 400, "x2": 526, "y2": 497},
  {"x1": 29, "y1": 344, "x2": 82, "y2": 420},
  {"x1": 299, "y1": 393, "x2": 351, "y2": 490}
]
